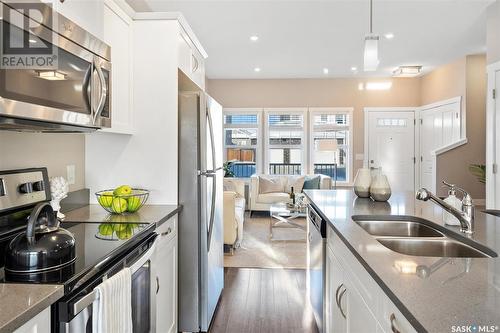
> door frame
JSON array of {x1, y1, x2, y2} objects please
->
[
  {"x1": 363, "y1": 107, "x2": 417, "y2": 192},
  {"x1": 486, "y1": 61, "x2": 500, "y2": 208}
]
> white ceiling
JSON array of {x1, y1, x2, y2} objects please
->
[{"x1": 126, "y1": 0, "x2": 493, "y2": 79}]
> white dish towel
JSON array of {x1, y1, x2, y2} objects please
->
[{"x1": 92, "y1": 267, "x2": 133, "y2": 333}]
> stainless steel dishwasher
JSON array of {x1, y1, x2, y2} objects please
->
[{"x1": 307, "y1": 204, "x2": 326, "y2": 333}]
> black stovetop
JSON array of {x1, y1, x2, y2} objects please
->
[{"x1": 0, "y1": 206, "x2": 155, "y2": 292}]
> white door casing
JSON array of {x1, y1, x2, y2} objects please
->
[
  {"x1": 487, "y1": 62, "x2": 500, "y2": 209},
  {"x1": 365, "y1": 109, "x2": 416, "y2": 192},
  {"x1": 417, "y1": 97, "x2": 464, "y2": 193}
]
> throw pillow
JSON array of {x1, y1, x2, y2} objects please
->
[
  {"x1": 259, "y1": 176, "x2": 284, "y2": 194},
  {"x1": 285, "y1": 176, "x2": 306, "y2": 193},
  {"x1": 303, "y1": 175, "x2": 321, "y2": 190}
]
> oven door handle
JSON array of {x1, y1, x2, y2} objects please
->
[{"x1": 72, "y1": 237, "x2": 158, "y2": 315}]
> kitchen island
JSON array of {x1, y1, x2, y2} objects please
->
[{"x1": 304, "y1": 189, "x2": 500, "y2": 333}]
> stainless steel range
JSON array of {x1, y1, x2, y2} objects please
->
[{"x1": 0, "y1": 168, "x2": 157, "y2": 332}]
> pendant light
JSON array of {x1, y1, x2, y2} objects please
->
[{"x1": 364, "y1": 0, "x2": 380, "y2": 71}]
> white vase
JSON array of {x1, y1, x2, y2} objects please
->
[
  {"x1": 370, "y1": 174, "x2": 392, "y2": 202},
  {"x1": 353, "y1": 168, "x2": 372, "y2": 198}
]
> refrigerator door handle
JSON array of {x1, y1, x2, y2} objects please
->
[
  {"x1": 206, "y1": 172, "x2": 216, "y2": 252},
  {"x1": 205, "y1": 103, "x2": 218, "y2": 252}
]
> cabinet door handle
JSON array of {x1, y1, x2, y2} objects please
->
[
  {"x1": 338, "y1": 287, "x2": 347, "y2": 319},
  {"x1": 335, "y1": 283, "x2": 343, "y2": 309},
  {"x1": 192, "y1": 54, "x2": 199, "y2": 73},
  {"x1": 390, "y1": 313, "x2": 401, "y2": 333},
  {"x1": 156, "y1": 276, "x2": 160, "y2": 294},
  {"x1": 161, "y1": 227, "x2": 172, "y2": 236}
]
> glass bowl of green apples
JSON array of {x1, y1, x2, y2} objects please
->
[{"x1": 96, "y1": 185, "x2": 150, "y2": 214}]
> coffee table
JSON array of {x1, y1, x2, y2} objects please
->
[{"x1": 269, "y1": 202, "x2": 307, "y2": 241}]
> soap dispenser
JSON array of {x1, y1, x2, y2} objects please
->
[{"x1": 442, "y1": 181, "x2": 461, "y2": 226}]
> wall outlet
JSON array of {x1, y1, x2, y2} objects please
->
[{"x1": 67, "y1": 165, "x2": 76, "y2": 185}]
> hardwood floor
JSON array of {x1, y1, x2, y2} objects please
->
[{"x1": 209, "y1": 268, "x2": 319, "y2": 333}]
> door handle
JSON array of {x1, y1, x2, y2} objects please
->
[
  {"x1": 156, "y1": 276, "x2": 160, "y2": 294},
  {"x1": 161, "y1": 227, "x2": 172, "y2": 237},
  {"x1": 335, "y1": 283, "x2": 343, "y2": 310},
  {"x1": 92, "y1": 62, "x2": 107, "y2": 125}
]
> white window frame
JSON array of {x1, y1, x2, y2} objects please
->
[
  {"x1": 309, "y1": 107, "x2": 354, "y2": 184},
  {"x1": 223, "y1": 108, "x2": 263, "y2": 176},
  {"x1": 264, "y1": 108, "x2": 308, "y2": 175}
]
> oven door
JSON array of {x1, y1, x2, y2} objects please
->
[
  {"x1": 0, "y1": 2, "x2": 111, "y2": 130},
  {"x1": 62, "y1": 239, "x2": 157, "y2": 333}
]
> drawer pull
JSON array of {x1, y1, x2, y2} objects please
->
[
  {"x1": 338, "y1": 287, "x2": 347, "y2": 319},
  {"x1": 390, "y1": 313, "x2": 401, "y2": 333},
  {"x1": 156, "y1": 276, "x2": 160, "y2": 294},
  {"x1": 335, "y1": 283, "x2": 343, "y2": 309},
  {"x1": 161, "y1": 227, "x2": 172, "y2": 236}
]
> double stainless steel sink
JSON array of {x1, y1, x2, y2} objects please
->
[{"x1": 353, "y1": 216, "x2": 497, "y2": 258}]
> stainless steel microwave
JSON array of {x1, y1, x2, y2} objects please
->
[{"x1": 0, "y1": 1, "x2": 111, "y2": 132}]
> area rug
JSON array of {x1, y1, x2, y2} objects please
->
[{"x1": 224, "y1": 212, "x2": 307, "y2": 269}]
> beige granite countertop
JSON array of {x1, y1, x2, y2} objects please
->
[
  {"x1": 63, "y1": 204, "x2": 182, "y2": 227},
  {"x1": 0, "y1": 284, "x2": 63, "y2": 333}
]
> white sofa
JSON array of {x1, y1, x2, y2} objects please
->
[
  {"x1": 223, "y1": 179, "x2": 246, "y2": 253},
  {"x1": 249, "y1": 174, "x2": 332, "y2": 213}
]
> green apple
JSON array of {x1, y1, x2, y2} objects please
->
[
  {"x1": 98, "y1": 224, "x2": 114, "y2": 236},
  {"x1": 98, "y1": 192, "x2": 114, "y2": 207},
  {"x1": 111, "y1": 197, "x2": 128, "y2": 214},
  {"x1": 114, "y1": 185, "x2": 132, "y2": 197},
  {"x1": 127, "y1": 196, "x2": 142, "y2": 212}
]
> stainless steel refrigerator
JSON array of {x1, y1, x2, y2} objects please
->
[{"x1": 178, "y1": 91, "x2": 224, "y2": 332}]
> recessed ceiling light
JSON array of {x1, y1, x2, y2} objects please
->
[
  {"x1": 384, "y1": 33, "x2": 395, "y2": 40},
  {"x1": 393, "y1": 66, "x2": 422, "y2": 77},
  {"x1": 249, "y1": 35, "x2": 259, "y2": 42},
  {"x1": 323, "y1": 68, "x2": 329, "y2": 75},
  {"x1": 351, "y1": 66, "x2": 358, "y2": 72},
  {"x1": 254, "y1": 67, "x2": 261, "y2": 72}
]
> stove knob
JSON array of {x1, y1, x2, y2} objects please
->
[
  {"x1": 19, "y1": 182, "x2": 33, "y2": 194},
  {"x1": 32, "y1": 180, "x2": 45, "y2": 192}
]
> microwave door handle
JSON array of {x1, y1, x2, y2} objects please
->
[
  {"x1": 92, "y1": 64, "x2": 108, "y2": 125},
  {"x1": 82, "y1": 65, "x2": 92, "y2": 116}
]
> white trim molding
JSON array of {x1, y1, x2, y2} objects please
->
[{"x1": 486, "y1": 61, "x2": 500, "y2": 208}]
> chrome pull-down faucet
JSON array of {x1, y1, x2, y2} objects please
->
[{"x1": 416, "y1": 183, "x2": 474, "y2": 234}]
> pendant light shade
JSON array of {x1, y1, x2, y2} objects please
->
[
  {"x1": 363, "y1": 0, "x2": 379, "y2": 72},
  {"x1": 364, "y1": 35, "x2": 379, "y2": 71}
]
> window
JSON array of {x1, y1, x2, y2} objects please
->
[
  {"x1": 223, "y1": 110, "x2": 260, "y2": 177},
  {"x1": 310, "y1": 108, "x2": 353, "y2": 182},
  {"x1": 265, "y1": 109, "x2": 305, "y2": 175}
]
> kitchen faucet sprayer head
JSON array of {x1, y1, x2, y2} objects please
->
[{"x1": 416, "y1": 188, "x2": 431, "y2": 201}]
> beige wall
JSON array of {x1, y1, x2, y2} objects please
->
[
  {"x1": 207, "y1": 78, "x2": 421, "y2": 177},
  {"x1": 420, "y1": 55, "x2": 486, "y2": 198},
  {"x1": 0, "y1": 132, "x2": 86, "y2": 192},
  {"x1": 487, "y1": 1, "x2": 500, "y2": 65}
]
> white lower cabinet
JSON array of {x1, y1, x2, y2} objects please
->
[
  {"x1": 326, "y1": 227, "x2": 417, "y2": 333},
  {"x1": 14, "y1": 307, "x2": 50, "y2": 333},
  {"x1": 155, "y1": 216, "x2": 178, "y2": 333}
]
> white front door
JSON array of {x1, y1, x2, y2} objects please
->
[{"x1": 367, "y1": 111, "x2": 415, "y2": 192}]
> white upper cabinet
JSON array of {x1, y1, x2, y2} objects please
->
[
  {"x1": 52, "y1": 0, "x2": 104, "y2": 39},
  {"x1": 178, "y1": 28, "x2": 206, "y2": 90},
  {"x1": 102, "y1": 0, "x2": 134, "y2": 134}
]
